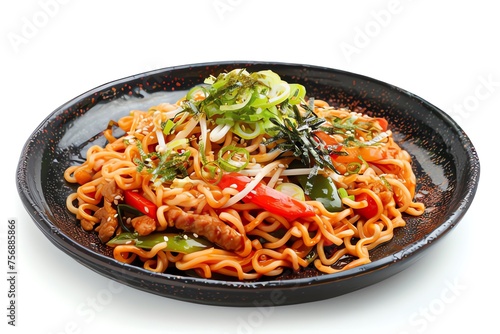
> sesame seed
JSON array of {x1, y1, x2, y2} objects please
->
[
  {"x1": 193, "y1": 233, "x2": 198, "y2": 238},
  {"x1": 144, "y1": 206, "x2": 149, "y2": 213},
  {"x1": 163, "y1": 236, "x2": 169, "y2": 242}
]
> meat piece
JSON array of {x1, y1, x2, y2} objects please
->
[
  {"x1": 167, "y1": 209, "x2": 244, "y2": 252},
  {"x1": 131, "y1": 215, "x2": 156, "y2": 236},
  {"x1": 94, "y1": 202, "x2": 118, "y2": 243},
  {"x1": 89, "y1": 180, "x2": 124, "y2": 242},
  {"x1": 100, "y1": 179, "x2": 123, "y2": 204}
]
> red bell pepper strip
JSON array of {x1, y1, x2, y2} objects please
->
[
  {"x1": 123, "y1": 190, "x2": 157, "y2": 219},
  {"x1": 218, "y1": 173, "x2": 316, "y2": 221}
]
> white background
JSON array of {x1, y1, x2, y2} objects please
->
[{"x1": 1, "y1": 1, "x2": 497, "y2": 333}]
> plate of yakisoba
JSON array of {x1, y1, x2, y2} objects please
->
[{"x1": 17, "y1": 61, "x2": 480, "y2": 306}]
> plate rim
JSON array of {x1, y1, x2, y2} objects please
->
[{"x1": 16, "y1": 60, "x2": 481, "y2": 303}]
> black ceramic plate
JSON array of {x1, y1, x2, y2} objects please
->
[{"x1": 17, "y1": 61, "x2": 480, "y2": 306}]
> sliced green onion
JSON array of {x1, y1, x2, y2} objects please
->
[
  {"x1": 214, "y1": 117, "x2": 235, "y2": 126},
  {"x1": 186, "y1": 85, "x2": 208, "y2": 101},
  {"x1": 200, "y1": 161, "x2": 223, "y2": 184},
  {"x1": 198, "y1": 141, "x2": 208, "y2": 165},
  {"x1": 232, "y1": 121, "x2": 262, "y2": 140},
  {"x1": 346, "y1": 162, "x2": 362, "y2": 174},
  {"x1": 275, "y1": 182, "x2": 306, "y2": 201},
  {"x1": 268, "y1": 81, "x2": 290, "y2": 104},
  {"x1": 338, "y1": 188, "x2": 355, "y2": 200},
  {"x1": 217, "y1": 145, "x2": 249, "y2": 172},
  {"x1": 255, "y1": 70, "x2": 281, "y2": 87},
  {"x1": 251, "y1": 81, "x2": 290, "y2": 109},
  {"x1": 220, "y1": 88, "x2": 253, "y2": 111},
  {"x1": 163, "y1": 119, "x2": 176, "y2": 135},
  {"x1": 288, "y1": 84, "x2": 306, "y2": 105},
  {"x1": 380, "y1": 175, "x2": 393, "y2": 191},
  {"x1": 166, "y1": 138, "x2": 189, "y2": 151}
]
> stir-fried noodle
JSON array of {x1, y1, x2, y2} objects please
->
[{"x1": 64, "y1": 69, "x2": 424, "y2": 280}]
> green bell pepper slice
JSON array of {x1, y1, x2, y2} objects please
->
[
  {"x1": 107, "y1": 232, "x2": 213, "y2": 254},
  {"x1": 297, "y1": 174, "x2": 343, "y2": 212}
]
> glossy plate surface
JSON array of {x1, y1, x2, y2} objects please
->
[{"x1": 17, "y1": 61, "x2": 480, "y2": 306}]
